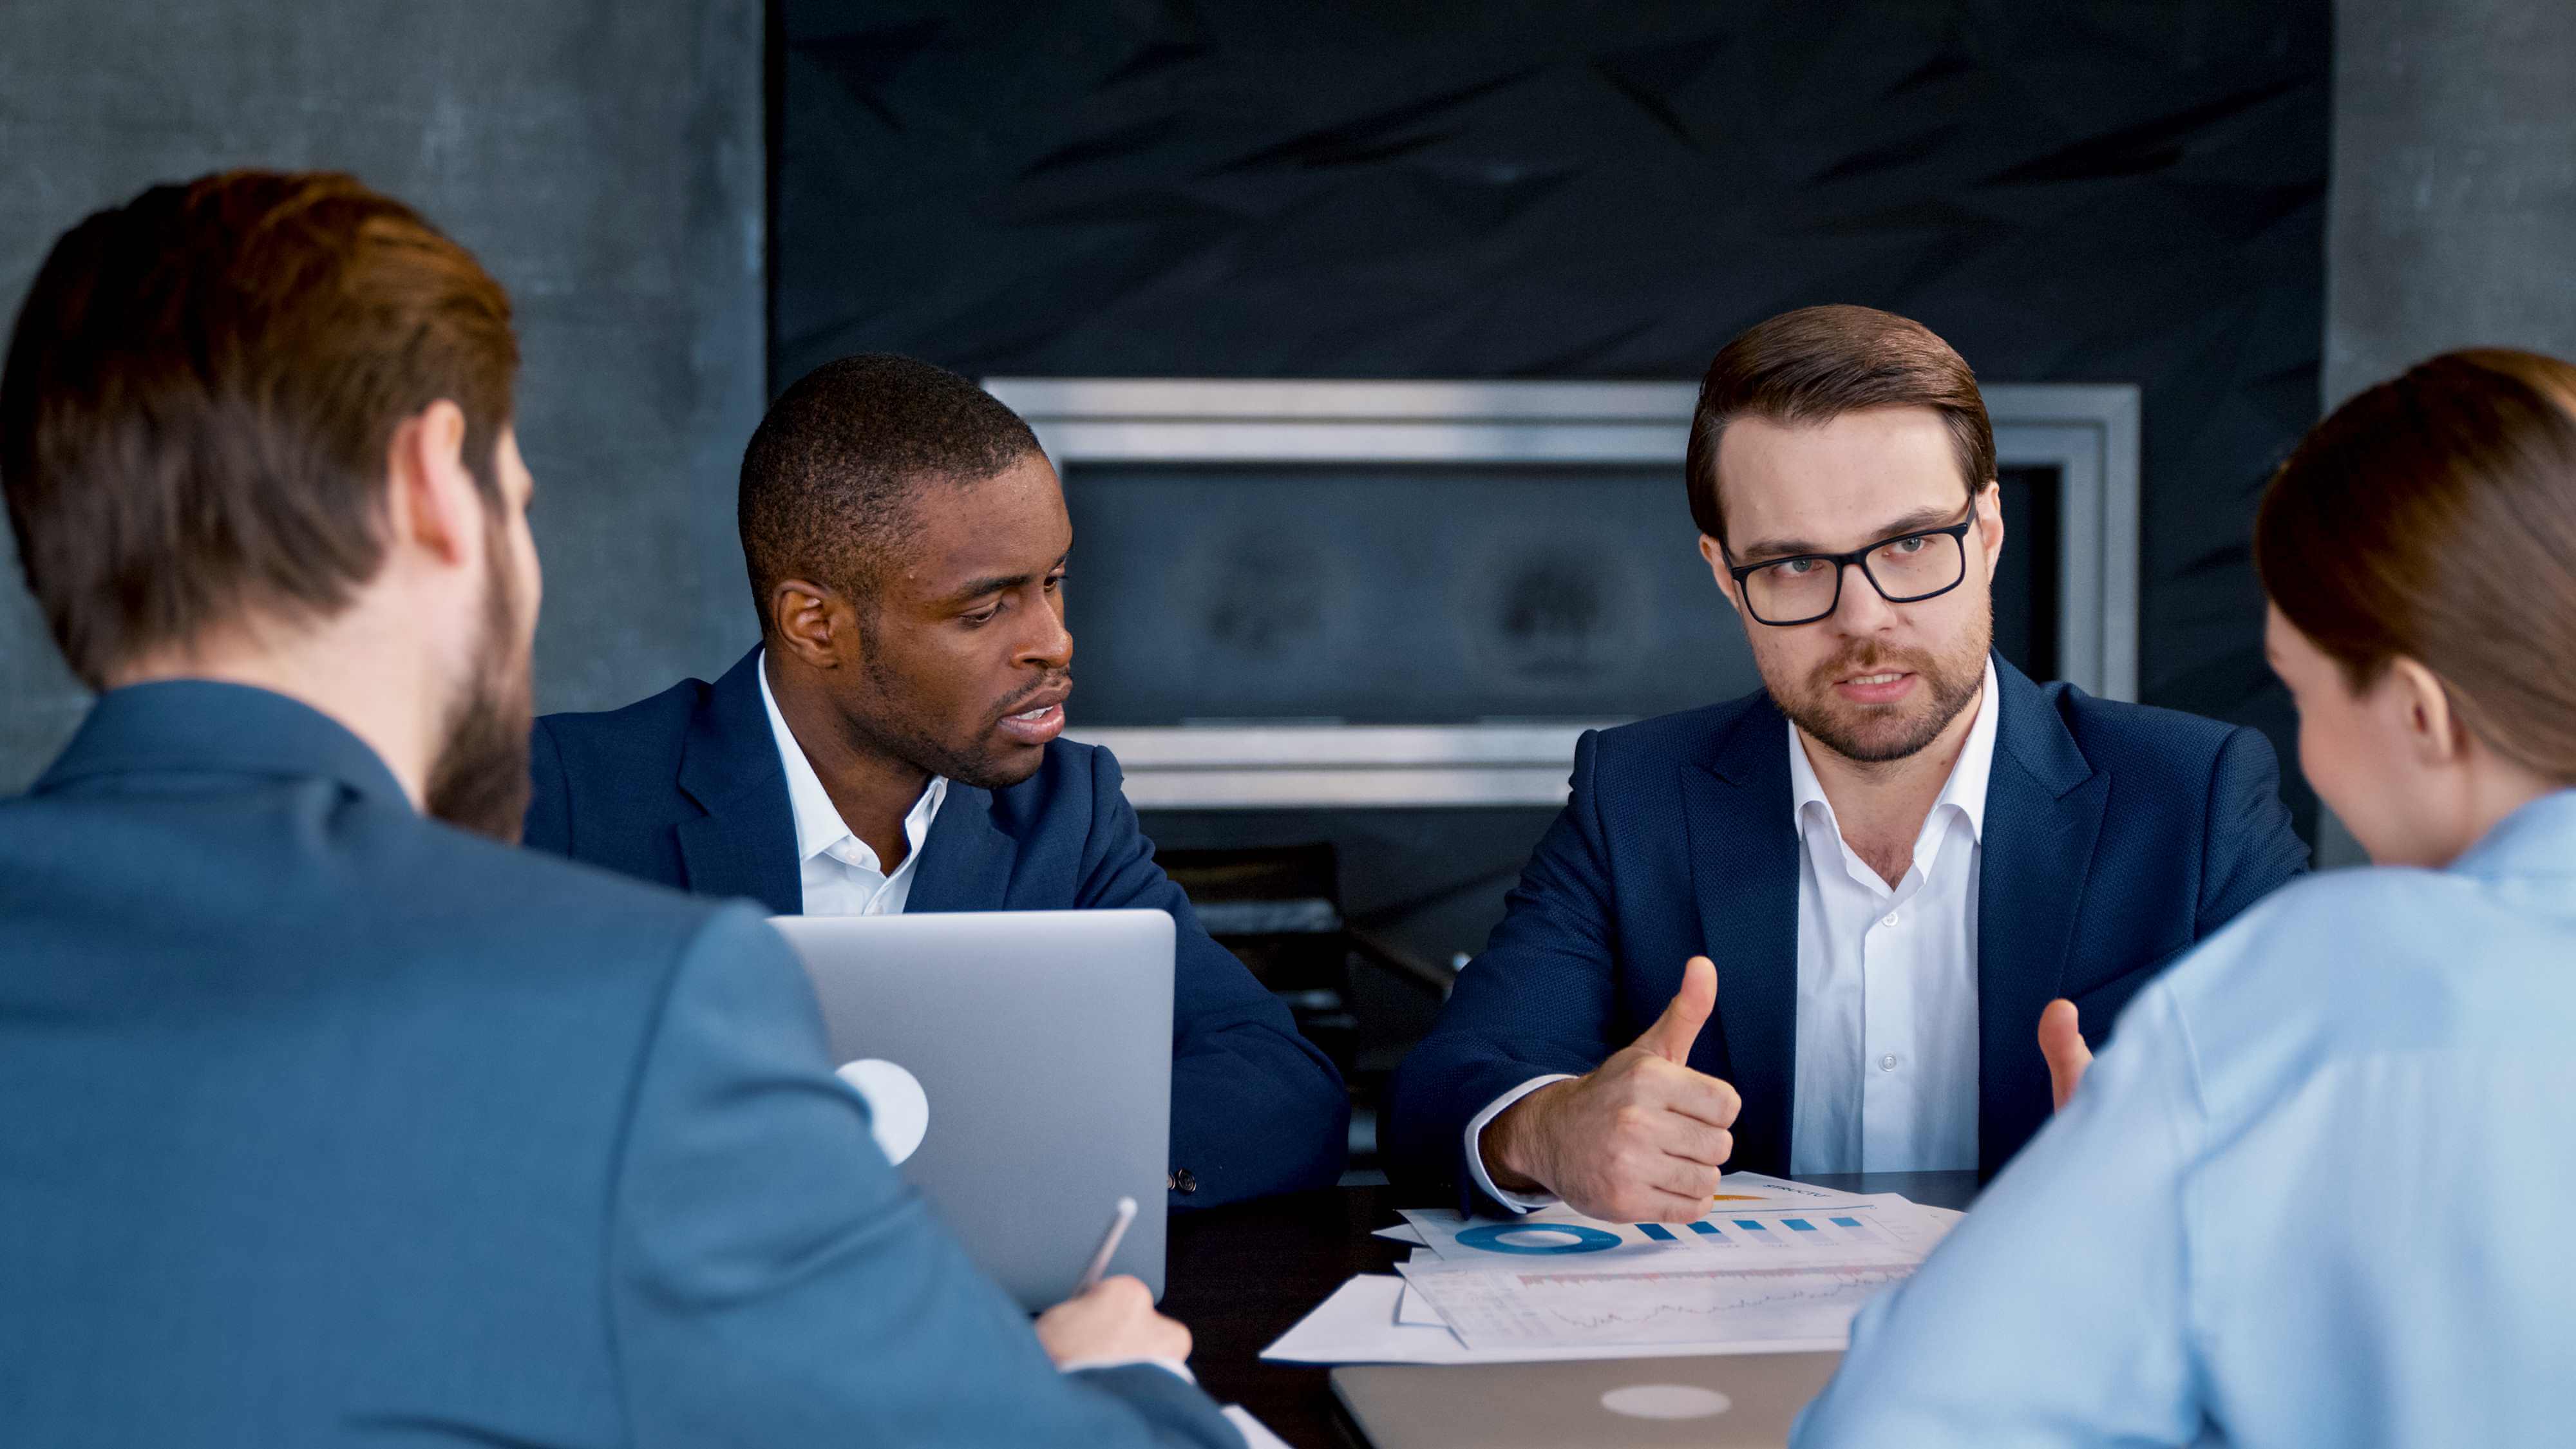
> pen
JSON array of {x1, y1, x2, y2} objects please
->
[{"x1": 1075, "y1": 1195, "x2": 1139, "y2": 1293}]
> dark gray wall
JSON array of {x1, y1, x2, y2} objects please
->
[
  {"x1": 0, "y1": 0, "x2": 765, "y2": 791},
  {"x1": 2327, "y1": 0, "x2": 2576, "y2": 407},
  {"x1": 2315, "y1": 0, "x2": 2576, "y2": 863},
  {"x1": 777, "y1": 0, "x2": 2333, "y2": 838}
]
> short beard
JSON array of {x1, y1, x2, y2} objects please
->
[
  {"x1": 1770, "y1": 608, "x2": 1991, "y2": 768},
  {"x1": 843, "y1": 638, "x2": 1066, "y2": 794},
  {"x1": 424, "y1": 524, "x2": 535, "y2": 842}
]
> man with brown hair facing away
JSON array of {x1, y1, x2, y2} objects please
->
[{"x1": 0, "y1": 171, "x2": 1238, "y2": 1447}]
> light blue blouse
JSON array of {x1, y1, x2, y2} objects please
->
[{"x1": 1796, "y1": 790, "x2": 2576, "y2": 1448}]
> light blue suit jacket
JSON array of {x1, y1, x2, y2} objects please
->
[
  {"x1": 0, "y1": 683, "x2": 1238, "y2": 1447},
  {"x1": 1797, "y1": 790, "x2": 2576, "y2": 1448}
]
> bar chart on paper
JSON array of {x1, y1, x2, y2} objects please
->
[
  {"x1": 1441, "y1": 1212, "x2": 1902, "y2": 1258},
  {"x1": 1268, "y1": 1188, "x2": 1965, "y2": 1367},
  {"x1": 1384, "y1": 1186, "x2": 1957, "y2": 1352},
  {"x1": 1395, "y1": 1256, "x2": 1919, "y2": 1351},
  {"x1": 1399, "y1": 1186, "x2": 1932, "y2": 1271}
]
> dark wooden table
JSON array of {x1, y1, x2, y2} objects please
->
[{"x1": 1162, "y1": 1173, "x2": 1980, "y2": 1448}]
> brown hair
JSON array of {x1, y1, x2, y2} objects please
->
[
  {"x1": 1684, "y1": 304, "x2": 1995, "y2": 547},
  {"x1": 2256, "y1": 348, "x2": 2576, "y2": 783},
  {"x1": 0, "y1": 170, "x2": 518, "y2": 688}
]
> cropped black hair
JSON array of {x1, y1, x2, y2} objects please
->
[{"x1": 737, "y1": 353, "x2": 1041, "y2": 629}]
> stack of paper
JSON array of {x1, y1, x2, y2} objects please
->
[{"x1": 1264, "y1": 1173, "x2": 1963, "y2": 1366}]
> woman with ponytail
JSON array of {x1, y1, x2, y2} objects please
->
[{"x1": 1797, "y1": 350, "x2": 2576, "y2": 1448}]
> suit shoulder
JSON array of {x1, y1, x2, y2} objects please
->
[
  {"x1": 412, "y1": 819, "x2": 738, "y2": 951},
  {"x1": 535, "y1": 677, "x2": 713, "y2": 775},
  {"x1": 1586, "y1": 694, "x2": 1768, "y2": 772},
  {"x1": 2045, "y1": 684, "x2": 2257, "y2": 774}
]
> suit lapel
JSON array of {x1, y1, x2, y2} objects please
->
[
  {"x1": 1974, "y1": 660, "x2": 2108, "y2": 1173},
  {"x1": 674, "y1": 649, "x2": 802, "y2": 916},
  {"x1": 1681, "y1": 698, "x2": 1802, "y2": 1175},
  {"x1": 902, "y1": 783, "x2": 1019, "y2": 914}
]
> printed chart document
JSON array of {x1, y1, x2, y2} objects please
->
[
  {"x1": 1400, "y1": 1181, "x2": 1922, "y2": 1262},
  {"x1": 1397, "y1": 1253, "x2": 1914, "y2": 1352},
  {"x1": 1396, "y1": 1192, "x2": 1935, "y2": 1352},
  {"x1": 1264, "y1": 1189, "x2": 1961, "y2": 1364},
  {"x1": 1262, "y1": 1275, "x2": 1828, "y2": 1366}
]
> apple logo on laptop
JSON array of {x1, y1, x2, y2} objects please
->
[{"x1": 835, "y1": 1058, "x2": 930, "y2": 1166}]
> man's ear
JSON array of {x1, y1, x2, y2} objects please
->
[
  {"x1": 386, "y1": 400, "x2": 478, "y2": 567},
  {"x1": 1975, "y1": 480, "x2": 2005, "y2": 582},
  {"x1": 768, "y1": 578, "x2": 854, "y2": 670},
  {"x1": 1698, "y1": 534, "x2": 1743, "y2": 617},
  {"x1": 2387, "y1": 656, "x2": 2469, "y2": 767}
]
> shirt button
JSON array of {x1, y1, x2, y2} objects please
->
[
  {"x1": 1880, "y1": 911, "x2": 1900, "y2": 928},
  {"x1": 1879, "y1": 1054, "x2": 1900, "y2": 1072}
]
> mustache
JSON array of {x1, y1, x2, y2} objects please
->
[
  {"x1": 991, "y1": 670, "x2": 1074, "y2": 722},
  {"x1": 1806, "y1": 643, "x2": 1935, "y2": 690}
]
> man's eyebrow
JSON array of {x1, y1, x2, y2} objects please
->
[
  {"x1": 933, "y1": 554, "x2": 1069, "y2": 607},
  {"x1": 937, "y1": 571, "x2": 1035, "y2": 605},
  {"x1": 1736, "y1": 505, "x2": 1962, "y2": 562},
  {"x1": 1734, "y1": 533, "x2": 1828, "y2": 561}
]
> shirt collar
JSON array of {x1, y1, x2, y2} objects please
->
[
  {"x1": 2448, "y1": 786, "x2": 2576, "y2": 880},
  {"x1": 1938, "y1": 655, "x2": 2002, "y2": 844},
  {"x1": 1787, "y1": 654, "x2": 2002, "y2": 848},
  {"x1": 756, "y1": 649, "x2": 947, "y2": 869}
]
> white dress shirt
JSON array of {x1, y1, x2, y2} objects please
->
[
  {"x1": 757, "y1": 652, "x2": 947, "y2": 916},
  {"x1": 1464, "y1": 659, "x2": 1999, "y2": 1206},
  {"x1": 1785, "y1": 656, "x2": 1994, "y2": 1174}
]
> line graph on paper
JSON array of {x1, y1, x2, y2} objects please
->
[{"x1": 1396, "y1": 1258, "x2": 1918, "y2": 1351}]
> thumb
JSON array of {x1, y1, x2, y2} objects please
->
[
  {"x1": 2038, "y1": 998, "x2": 2092, "y2": 1113},
  {"x1": 1635, "y1": 956, "x2": 1718, "y2": 1063}
]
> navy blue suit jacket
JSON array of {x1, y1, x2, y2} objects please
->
[
  {"x1": 1388, "y1": 659, "x2": 2309, "y2": 1208},
  {"x1": 0, "y1": 683, "x2": 1238, "y2": 1447},
  {"x1": 526, "y1": 647, "x2": 1350, "y2": 1208}
]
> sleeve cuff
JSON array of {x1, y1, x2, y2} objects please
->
[
  {"x1": 1058, "y1": 1354, "x2": 1196, "y2": 1385},
  {"x1": 1463, "y1": 1074, "x2": 1578, "y2": 1213}
]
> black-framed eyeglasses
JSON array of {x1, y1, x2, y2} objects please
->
[{"x1": 1721, "y1": 505, "x2": 1976, "y2": 627}]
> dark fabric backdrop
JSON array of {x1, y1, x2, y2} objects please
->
[{"x1": 774, "y1": 0, "x2": 2331, "y2": 838}]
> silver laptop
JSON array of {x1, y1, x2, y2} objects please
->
[
  {"x1": 1332, "y1": 1353, "x2": 1843, "y2": 1448},
  {"x1": 769, "y1": 909, "x2": 1174, "y2": 1309}
]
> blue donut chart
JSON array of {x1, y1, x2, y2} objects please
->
[{"x1": 1453, "y1": 1223, "x2": 1624, "y2": 1256}]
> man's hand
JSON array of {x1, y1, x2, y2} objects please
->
[
  {"x1": 1034, "y1": 1276, "x2": 1191, "y2": 1369},
  {"x1": 2038, "y1": 998, "x2": 2092, "y2": 1112},
  {"x1": 1479, "y1": 956, "x2": 1739, "y2": 1222}
]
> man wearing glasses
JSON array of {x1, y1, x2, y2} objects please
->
[{"x1": 1387, "y1": 305, "x2": 2307, "y2": 1219}]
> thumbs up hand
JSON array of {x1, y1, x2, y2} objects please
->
[
  {"x1": 1634, "y1": 952, "x2": 1719, "y2": 1064},
  {"x1": 2038, "y1": 998, "x2": 2092, "y2": 1113},
  {"x1": 1479, "y1": 956, "x2": 1742, "y2": 1223}
]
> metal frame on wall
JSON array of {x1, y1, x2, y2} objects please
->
[{"x1": 987, "y1": 377, "x2": 2139, "y2": 809}]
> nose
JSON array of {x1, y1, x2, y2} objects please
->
[
  {"x1": 1019, "y1": 590, "x2": 1073, "y2": 672},
  {"x1": 1832, "y1": 559, "x2": 1901, "y2": 634}
]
